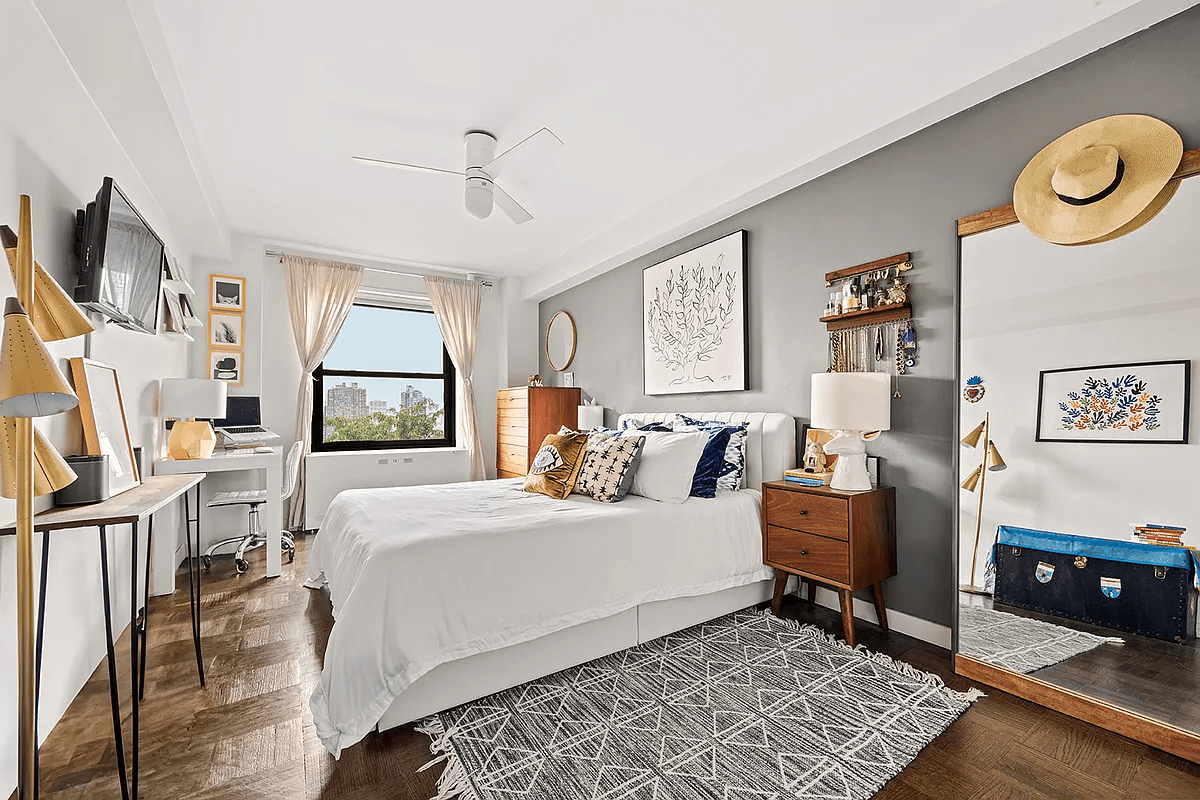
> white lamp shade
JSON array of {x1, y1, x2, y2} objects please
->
[
  {"x1": 811, "y1": 372, "x2": 891, "y2": 432},
  {"x1": 160, "y1": 378, "x2": 227, "y2": 420}
]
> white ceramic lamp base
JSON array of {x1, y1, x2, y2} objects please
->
[{"x1": 823, "y1": 429, "x2": 872, "y2": 491}]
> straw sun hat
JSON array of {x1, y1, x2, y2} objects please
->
[{"x1": 1013, "y1": 114, "x2": 1183, "y2": 246}]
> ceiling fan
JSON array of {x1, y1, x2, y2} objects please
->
[{"x1": 353, "y1": 127, "x2": 563, "y2": 224}]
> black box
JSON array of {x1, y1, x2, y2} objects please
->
[{"x1": 993, "y1": 526, "x2": 1197, "y2": 642}]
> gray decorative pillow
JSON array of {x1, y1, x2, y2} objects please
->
[{"x1": 562, "y1": 427, "x2": 646, "y2": 503}]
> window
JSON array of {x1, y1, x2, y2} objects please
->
[{"x1": 312, "y1": 304, "x2": 456, "y2": 451}]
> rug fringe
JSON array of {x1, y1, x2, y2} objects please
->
[
  {"x1": 753, "y1": 608, "x2": 986, "y2": 705},
  {"x1": 416, "y1": 715, "x2": 481, "y2": 800}
]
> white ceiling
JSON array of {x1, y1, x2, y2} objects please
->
[{"x1": 150, "y1": 0, "x2": 1192, "y2": 296}]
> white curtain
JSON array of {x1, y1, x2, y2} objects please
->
[
  {"x1": 425, "y1": 276, "x2": 485, "y2": 481},
  {"x1": 283, "y1": 255, "x2": 364, "y2": 528}
]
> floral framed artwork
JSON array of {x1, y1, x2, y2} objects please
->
[
  {"x1": 1036, "y1": 360, "x2": 1190, "y2": 444},
  {"x1": 642, "y1": 230, "x2": 747, "y2": 395}
]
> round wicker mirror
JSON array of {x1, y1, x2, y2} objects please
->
[{"x1": 545, "y1": 310, "x2": 576, "y2": 371}]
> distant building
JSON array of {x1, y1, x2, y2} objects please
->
[
  {"x1": 401, "y1": 384, "x2": 425, "y2": 409},
  {"x1": 326, "y1": 381, "x2": 368, "y2": 419},
  {"x1": 368, "y1": 399, "x2": 390, "y2": 415}
]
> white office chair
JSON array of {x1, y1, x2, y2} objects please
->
[{"x1": 202, "y1": 441, "x2": 303, "y2": 574}]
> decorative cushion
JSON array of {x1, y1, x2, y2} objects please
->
[
  {"x1": 673, "y1": 415, "x2": 749, "y2": 491},
  {"x1": 522, "y1": 431, "x2": 589, "y2": 500},
  {"x1": 617, "y1": 429, "x2": 707, "y2": 504},
  {"x1": 569, "y1": 429, "x2": 646, "y2": 503}
]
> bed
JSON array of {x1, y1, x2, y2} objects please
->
[{"x1": 306, "y1": 411, "x2": 795, "y2": 757}]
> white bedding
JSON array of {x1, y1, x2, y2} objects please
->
[{"x1": 305, "y1": 478, "x2": 770, "y2": 757}]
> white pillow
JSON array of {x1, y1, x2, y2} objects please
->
[{"x1": 619, "y1": 429, "x2": 707, "y2": 504}]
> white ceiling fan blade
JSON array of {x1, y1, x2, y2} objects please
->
[
  {"x1": 352, "y1": 156, "x2": 463, "y2": 177},
  {"x1": 485, "y1": 127, "x2": 562, "y2": 178},
  {"x1": 493, "y1": 183, "x2": 533, "y2": 225}
]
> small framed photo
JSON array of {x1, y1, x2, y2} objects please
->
[
  {"x1": 209, "y1": 349, "x2": 243, "y2": 386},
  {"x1": 210, "y1": 274, "x2": 245, "y2": 311},
  {"x1": 1036, "y1": 359, "x2": 1190, "y2": 444},
  {"x1": 208, "y1": 311, "x2": 244, "y2": 347}
]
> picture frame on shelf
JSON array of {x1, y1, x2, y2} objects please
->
[
  {"x1": 210, "y1": 273, "x2": 245, "y2": 311},
  {"x1": 799, "y1": 423, "x2": 838, "y2": 475},
  {"x1": 1035, "y1": 359, "x2": 1190, "y2": 444},
  {"x1": 68, "y1": 357, "x2": 140, "y2": 495},
  {"x1": 642, "y1": 230, "x2": 747, "y2": 395},
  {"x1": 208, "y1": 311, "x2": 244, "y2": 348},
  {"x1": 209, "y1": 349, "x2": 244, "y2": 386}
]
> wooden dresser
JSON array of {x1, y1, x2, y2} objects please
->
[
  {"x1": 496, "y1": 386, "x2": 582, "y2": 478},
  {"x1": 762, "y1": 480, "x2": 896, "y2": 647}
]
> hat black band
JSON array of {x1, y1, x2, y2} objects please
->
[{"x1": 1055, "y1": 157, "x2": 1125, "y2": 206}]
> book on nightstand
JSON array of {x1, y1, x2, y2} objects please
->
[{"x1": 784, "y1": 468, "x2": 832, "y2": 486}]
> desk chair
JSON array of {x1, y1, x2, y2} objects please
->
[{"x1": 202, "y1": 441, "x2": 302, "y2": 574}]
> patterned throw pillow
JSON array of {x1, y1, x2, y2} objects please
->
[
  {"x1": 522, "y1": 431, "x2": 589, "y2": 500},
  {"x1": 573, "y1": 431, "x2": 646, "y2": 503},
  {"x1": 673, "y1": 415, "x2": 749, "y2": 491},
  {"x1": 620, "y1": 418, "x2": 728, "y2": 498}
]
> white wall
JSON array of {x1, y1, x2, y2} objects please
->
[
  {"x1": 959, "y1": 178, "x2": 1200, "y2": 586},
  {"x1": 0, "y1": 1, "x2": 196, "y2": 794}
]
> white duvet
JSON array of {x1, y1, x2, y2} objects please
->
[{"x1": 306, "y1": 478, "x2": 770, "y2": 757}]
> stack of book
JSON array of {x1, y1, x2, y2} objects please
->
[
  {"x1": 784, "y1": 469, "x2": 831, "y2": 487},
  {"x1": 1131, "y1": 523, "x2": 1186, "y2": 547}
]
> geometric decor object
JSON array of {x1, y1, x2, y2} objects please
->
[
  {"x1": 421, "y1": 609, "x2": 980, "y2": 800},
  {"x1": 160, "y1": 377, "x2": 227, "y2": 460},
  {"x1": 642, "y1": 230, "x2": 747, "y2": 396},
  {"x1": 167, "y1": 419, "x2": 217, "y2": 460}
]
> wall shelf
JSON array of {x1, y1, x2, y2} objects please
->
[{"x1": 821, "y1": 303, "x2": 911, "y2": 331}]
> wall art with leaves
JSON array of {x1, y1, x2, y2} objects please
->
[
  {"x1": 642, "y1": 230, "x2": 747, "y2": 395},
  {"x1": 1036, "y1": 360, "x2": 1190, "y2": 444}
]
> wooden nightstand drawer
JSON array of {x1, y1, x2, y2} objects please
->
[
  {"x1": 764, "y1": 488, "x2": 848, "y2": 540},
  {"x1": 766, "y1": 525, "x2": 849, "y2": 584}
]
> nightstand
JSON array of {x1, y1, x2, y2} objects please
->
[{"x1": 762, "y1": 480, "x2": 897, "y2": 647}]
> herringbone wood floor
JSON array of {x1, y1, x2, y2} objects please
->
[{"x1": 27, "y1": 536, "x2": 1200, "y2": 799}]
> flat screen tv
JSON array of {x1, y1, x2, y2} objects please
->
[{"x1": 74, "y1": 177, "x2": 164, "y2": 334}]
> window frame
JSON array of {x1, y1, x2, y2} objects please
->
[{"x1": 311, "y1": 303, "x2": 457, "y2": 452}]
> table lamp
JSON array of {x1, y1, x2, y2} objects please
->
[
  {"x1": 161, "y1": 378, "x2": 227, "y2": 459},
  {"x1": 810, "y1": 372, "x2": 891, "y2": 491}
]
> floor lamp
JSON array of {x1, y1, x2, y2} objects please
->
[
  {"x1": 0, "y1": 196, "x2": 92, "y2": 800},
  {"x1": 960, "y1": 412, "x2": 1007, "y2": 595}
]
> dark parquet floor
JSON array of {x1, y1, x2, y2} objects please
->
[{"x1": 25, "y1": 536, "x2": 1200, "y2": 799}]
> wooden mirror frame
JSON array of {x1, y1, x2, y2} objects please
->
[
  {"x1": 545, "y1": 310, "x2": 577, "y2": 372},
  {"x1": 952, "y1": 147, "x2": 1200, "y2": 762}
]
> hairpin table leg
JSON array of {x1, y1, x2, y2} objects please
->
[
  {"x1": 99, "y1": 525, "x2": 130, "y2": 800},
  {"x1": 184, "y1": 486, "x2": 205, "y2": 686},
  {"x1": 129, "y1": 520, "x2": 140, "y2": 800},
  {"x1": 138, "y1": 517, "x2": 153, "y2": 701}
]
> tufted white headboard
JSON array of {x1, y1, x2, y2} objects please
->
[{"x1": 616, "y1": 412, "x2": 796, "y2": 488}]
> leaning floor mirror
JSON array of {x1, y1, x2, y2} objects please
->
[{"x1": 954, "y1": 162, "x2": 1200, "y2": 759}]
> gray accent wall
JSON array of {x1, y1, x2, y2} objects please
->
[{"x1": 538, "y1": 6, "x2": 1200, "y2": 627}]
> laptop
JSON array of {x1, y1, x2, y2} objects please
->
[{"x1": 212, "y1": 396, "x2": 280, "y2": 448}]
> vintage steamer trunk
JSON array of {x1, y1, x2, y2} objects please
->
[{"x1": 992, "y1": 526, "x2": 1199, "y2": 642}]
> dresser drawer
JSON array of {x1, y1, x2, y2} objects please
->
[
  {"x1": 498, "y1": 443, "x2": 528, "y2": 474},
  {"x1": 497, "y1": 468, "x2": 525, "y2": 480},
  {"x1": 766, "y1": 525, "x2": 849, "y2": 584},
  {"x1": 764, "y1": 489, "x2": 848, "y2": 540},
  {"x1": 497, "y1": 426, "x2": 528, "y2": 448},
  {"x1": 497, "y1": 391, "x2": 529, "y2": 410}
]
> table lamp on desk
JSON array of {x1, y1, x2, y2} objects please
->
[{"x1": 161, "y1": 378, "x2": 227, "y2": 459}]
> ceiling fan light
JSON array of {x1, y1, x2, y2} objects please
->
[{"x1": 465, "y1": 182, "x2": 493, "y2": 219}]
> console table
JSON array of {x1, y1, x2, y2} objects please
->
[{"x1": 0, "y1": 473, "x2": 205, "y2": 800}]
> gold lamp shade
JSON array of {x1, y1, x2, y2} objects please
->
[
  {"x1": 960, "y1": 420, "x2": 986, "y2": 448},
  {"x1": 1, "y1": 226, "x2": 93, "y2": 342},
  {"x1": 0, "y1": 298, "x2": 78, "y2": 418},
  {"x1": 987, "y1": 441, "x2": 1008, "y2": 472},
  {"x1": 961, "y1": 464, "x2": 983, "y2": 492},
  {"x1": 0, "y1": 420, "x2": 77, "y2": 498}
]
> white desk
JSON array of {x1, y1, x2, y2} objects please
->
[{"x1": 154, "y1": 447, "x2": 283, "y2": 580}]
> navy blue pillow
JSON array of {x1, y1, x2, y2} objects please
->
[{"x1": 688, "y1": 425, "x2": 734, "y2": 498}]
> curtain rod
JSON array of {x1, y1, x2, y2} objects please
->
[{"x1": 263, "y1": 249, "x2": 494, "y2": 287}]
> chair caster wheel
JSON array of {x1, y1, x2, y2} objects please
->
[
  {"x1": 235, "y1": 558, "x2": 249, "y2": 574},
  {"x1": 202, "y1": 555, "x2": 212, "y2": 571},
  {"x1": 288, "y1": 549, "x2": 295, "y2": 563}
]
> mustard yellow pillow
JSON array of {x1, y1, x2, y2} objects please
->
[{"x1": 523, "y1": 431, "x2": 589, "y2": 500}]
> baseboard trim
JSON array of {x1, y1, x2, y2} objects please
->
[{"x1": 808, "y1": 586, "x2": 952, "y2": 649}]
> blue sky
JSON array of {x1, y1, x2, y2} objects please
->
[{"x1": 323, "y1": 305, "x2": 446, "y2": 409}]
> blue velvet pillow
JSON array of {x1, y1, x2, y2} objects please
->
[
  {"x1": 674, "y1": 415, "x2": 749, "y2": 492},
  {"x1": 687, "y1": 424, "x2": 734, "y2": 498}
]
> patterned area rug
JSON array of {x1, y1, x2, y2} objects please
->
[
  {"x1": 420, "y1": 609, "x2": 981, "y2": 799},
  {"x1": 958, "y1": 603, "x2": 1123, "y2": 674}
]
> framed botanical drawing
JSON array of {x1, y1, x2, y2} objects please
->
[
  {"x1": 642, "y1": 230, "x2": 747, "y2": 395},
  {"x1": 209, "y1": 349, "x2": 244, "y2": 386},
  {"x1": 210, "y1": 274, "x2": 245, "y2": 311},
  {"x1": 68, "y1": 357, "x2": 140, "y2": 495},
  {"x1": 1035, "y1": 359, "x2": 1190, "y2": 444},
  {"x1": 208, "y1": 311, "x2": 244, "y2": 347}
]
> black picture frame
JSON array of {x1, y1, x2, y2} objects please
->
[{"x1": 1035, "y1": 359, "x2": 1191, "y2": 444}]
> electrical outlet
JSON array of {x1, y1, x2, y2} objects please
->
[
  {"x1": 403, "y1": 457, "x2": 414, "y2": 464},
  {"x1": 563, "y1": 372, "x2": 574, "y2": 387}
]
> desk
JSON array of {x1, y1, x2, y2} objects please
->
[
  {"x1": 154, "y1": 447, "x2": 283, "y2": 579},
  {"x1": 0, "y1": 474, "x2": 205, "y2": 800}
]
